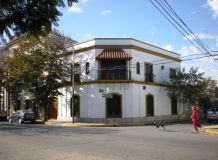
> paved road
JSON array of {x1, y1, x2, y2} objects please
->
[{"x1": 0, "y1": 122, "x2": 218, "y2": 160}]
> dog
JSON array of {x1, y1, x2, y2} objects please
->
[{"x1": 154, "y1": 120, "x2": 166, "y2": 131}]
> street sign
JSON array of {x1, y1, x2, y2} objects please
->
[
  {"x1": 107, "y1": 94, "x2": 113, "y2": 98},
  {"x1": 102, "y1": 93, "x2": 113, "y2": 98},
  {"x1": 100, "y1": 88, "x2": 111, "y2": 98},
  {"x1": 105, "y1": 88, "x2": 109, "y2": 93}
]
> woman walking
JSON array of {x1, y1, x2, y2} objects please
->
[{"x1": 191, "y1": 106, "x2": 199, "y2": 133}]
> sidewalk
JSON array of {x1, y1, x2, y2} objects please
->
[
  {"x1": 44, "y1": 120, "x2": 218, "y2": 133},
  {"x1": 202, "y1": 125, "x2": 218, "y2": 135},
  {"x1": 44, "y1": 120, "x2": 116, "y2": 127}
]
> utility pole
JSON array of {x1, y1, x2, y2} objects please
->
[{"x1": 71, "y1": 47, "x2": 75, "y2": 124}]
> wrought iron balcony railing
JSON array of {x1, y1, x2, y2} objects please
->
[{"x1": 98, "y1": 70, "x2": 130, "y2": 80}]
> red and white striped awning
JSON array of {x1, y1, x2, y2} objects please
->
[{"x1": 96, "y1": 49, "x2": 132, "y2": 60}]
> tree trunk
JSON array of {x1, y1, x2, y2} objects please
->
[
  {"x1": 177, "y1": 102, "x2": 181, "y2": 121},
  {"x1": 42, "y1": 104, "x2": 47, "y2": 122}
]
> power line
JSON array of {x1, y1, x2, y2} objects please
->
[
  {"x1": 88, "y1": 54, "x2": 184, "y2": 71},
  {"x1": 149, "y1": 0, "x2": 213, "y2": 58},
  {"x1": 155, "y1": 0, "x2": 212, "y2": 55},
  {"x1": 154, "y1": 0, "x2": 211, "y2": 54},
  {"x1": 87, "y1": 54, "x2": 218, "y2": 72},
  {"x1": 161, "y1": 0, "x2": 213, "y2": 53},
  {"x1": 148, "y1": 0, "x2": 206, "y2": 55}
]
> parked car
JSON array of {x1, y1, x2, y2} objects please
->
[
  {"x1": 0, "y1": 110, "x2": 7, "y2": 121},
  {"x1": 207, "y1": 107, "x2": 218, "y2": 123},
  {"x1": 9, "y1": 110, "x2": 36, "y2": 124}
]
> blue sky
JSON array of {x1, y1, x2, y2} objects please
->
[{"x1": 57, "y1": 0, "x2": 218, "y2": 80}]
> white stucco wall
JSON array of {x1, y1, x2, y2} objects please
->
[
  {"x1": 58, "y1": 83, "x2": 182, "y2": 121},
  {"x1": 57, "y1": 38, "x2": 182, "y2": 122},
  {"x1": 68, "y1": 39, "x2": 180, "y2": 84}
]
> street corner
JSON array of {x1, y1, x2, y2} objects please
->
[{"x1": 202, "y1": 125, "x2": 218, "y2": 135}]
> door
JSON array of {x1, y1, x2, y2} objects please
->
[
  {"x1": 106, "y1": 94, "x2": 122, "y2": 118},
  {"x1": 71, "y1": 95, "x2": 80, "y2": 117},
  {"x1": 48, "y1": 97, "x2": 58, "y2": 119},
  {"x1": 145, "y1": 63, "x2": 153, "y2": 82},
  {"x1": 146, "y1": 94, "x2": 154, "y2": 117}
]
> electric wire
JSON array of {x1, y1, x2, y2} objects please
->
[
  {"x1": 161, "y1": 0, "x2": 213, "y2": 53},
  {"x1": 148, "y1": 0, "x2": 206, "y2": 55},
  {"x1": 149, "y1": 0, "x2": 213, "y2": 58},
  {"x1": 155, "y1": 0, "x2": 212, "y2": 55},
  {"x1": 86, "y1": 54, "x2": 218, "y2": 72}
]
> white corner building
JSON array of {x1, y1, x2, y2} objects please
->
[{"x1": 57, "y1": 38, "x2": 184, "y2": 123}]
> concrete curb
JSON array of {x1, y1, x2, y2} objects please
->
[
  {"x1": 202, "y1": 126, "x2": 218, "y2": 135},
  {"x1": 62, "y1": 123, "x2": 116, "y2": 127},
  {"x1": 45, "y1": 122, "x2": 117, "y2": 127}
]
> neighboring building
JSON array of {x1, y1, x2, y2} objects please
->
[
  {"x1": 57, "y1": 38, "x2": 183, "y2": 123},
  {"x1": 0, "y1": 45, "x2": 10, "y2": 116},
  {"x1": 214, "y1": 79, "x2": 218, "y2": 107},
  {"x1": 4, "y1": 33, "x2": 77, "y2": 117}
]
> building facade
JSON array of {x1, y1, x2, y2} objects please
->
[{"x1": 57, "y1": 38, "x2": 184, "y2": 123}]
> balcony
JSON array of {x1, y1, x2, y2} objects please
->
[{"x1": 98, "y1": 70, "x2": 130, "y2": 80}]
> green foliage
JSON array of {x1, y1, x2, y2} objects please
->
[
  {"x1": 0, "y1": 0, "x2": 78, "y2": 39},
  {"x1": 199, "y1": 96, "x2": 213, "y2": 117},
  {"x1": 166, "y1": 67, "x2": 216, "y2": 109},
  {"x1": 0, "y1": 67, "x2": 4, "y2": 102},
  {"x1": 6, "y1": 35, "x2": 71, "y2": 120}
]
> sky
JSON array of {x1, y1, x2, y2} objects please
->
[{"x1": 57, "y1": 0, "x2": 218, "y2": 80}]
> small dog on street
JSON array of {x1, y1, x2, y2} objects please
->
[{"x1": 154, "y1": 120, "x2": 166, "y2": 131}]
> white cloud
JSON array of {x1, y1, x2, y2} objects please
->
[
  {"x1": 207, "y1": 0, "x2": 218, "y2": 19},
  {"x1": 191, "y1": 11, "x2": 196, "y2": 14},
  {"x1": 84, "y1": 34, "x2": 93, "y2": 39},
  {"x1": 68, "y1": 5, "x2": 83, "y2": 13},
  {"x1": 100, "y1": 10, "x2": 111, "y2": 15},
  {"x1": 152, "y1": 25, "x2": 156, "y2": 30},
  {"x1": 216, "y1": 37, "x2": 218, "y2": 48},
  {"x1": 179, "y1": 45, "x2": 218, "y2": 80},
  {"x1": 184, "y1": 33, "x2": 217, "y2": 40},
  {"x1": 81, "y1": 0, "x2": 89, "y2": 3},
  {"x1": 163, "y1": 44, "x2": 174, "y2": 51}
]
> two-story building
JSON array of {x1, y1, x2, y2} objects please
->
[{"x1": 57, "y1": 38, "x2": 184, "y2": 124}]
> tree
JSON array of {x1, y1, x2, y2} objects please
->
[
  {"x1": 166, "y1": 67, "x2": 216, "y2": 119},
  {"x1": 0, "y1": 0, "x2": 78, "y2": 40},
  {"x1": 0, "y1": 67, "x2": 4, "y2": 109},
  {"x1": 0, "y1": 51, "x2": 7, "y2": 111},
  {"x1": 198, "y1": 95, "x2": 213, "y2": 118},
  {"x1": 6, "y1": 35, "x2": 72, "y2": 121}
]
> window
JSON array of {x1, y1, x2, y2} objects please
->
[
  {"x1": 145, "y1": 63, "x2": 153, "y2": 82},
  {"x1": 146, "y1": 94, "x2": 154, "y2": 117},
  {"x1": 74, "y1": 63, "x2": 81, "y2": 83},
  {"x1": 171, "y1": 96, "x2": 177, "y2": 115},
  {"x1": 85, "y1": 62, "x2": 90, "y2": 75},
  {"x1": 136, "y1": 62, "x2": 140, "y2": 74},
  {"x1": 169, "y1": 68, "x2": 176, "y2": 78},
  {"x1": 100, "y1": 60, "x2": 127, "y2": 80}
]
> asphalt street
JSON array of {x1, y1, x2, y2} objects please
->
[{"x1": 0, "y1": 122, "x2": 218, "y2": 160}]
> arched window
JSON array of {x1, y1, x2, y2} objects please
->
[
  {"x1": 85, "y1": 62, "x2": 90, "y2": 75},
  {"x1": 171, "y1": 96, "x2": 177, "y2": 115},
  {"x1": 106, "y1": 93, "x2": 122, "y2": 118},
  {"x1": 146, "y1": 94, "x2": 154, "y2": 117},
  {"x1": 136, "y1": 62, "x2": 140, "y2": 74}
]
